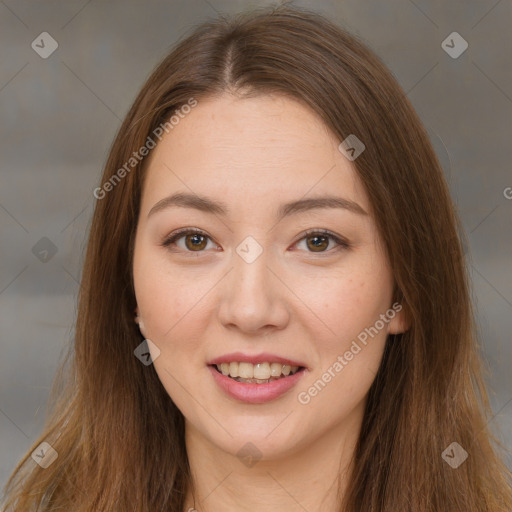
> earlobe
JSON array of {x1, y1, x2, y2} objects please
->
[
  {"x1": 134, "y1": 307, "x2": 147, "y2": 337},
  {"x1": 388, "y1": 304, "x2": 411, "y2": 335},
  {"x1": 138, "y1": 319, "x2": 147, "y2": 338}
]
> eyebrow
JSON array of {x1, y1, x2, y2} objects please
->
[{"x1": 147, "y1": 192, "x2": 368, "y2": 219}]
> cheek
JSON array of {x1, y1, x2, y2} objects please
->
[
  {"x1": 297, "y1": 271, "x2": 391, "y2": 413},
  {"x1": 138, "y1": 273, "x2": 205, "y2": 347},
  {"x1": 135, "y1": 264, "x2": 208, "y2": 405},
  {"x1": 133, "y1": 246, "x2": 199, "y2": 344},
  {"x1": 307, "y1": 264, "x2": 393, "y2": 351}
]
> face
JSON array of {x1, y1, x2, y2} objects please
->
[{"x1": 132, "y1": 93, "x2": 408, "y2": 461}]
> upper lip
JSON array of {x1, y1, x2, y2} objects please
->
[{"x1": 208, "y1": 352, "x2": 307, "y2": 369}]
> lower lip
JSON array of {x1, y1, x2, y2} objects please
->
[{"x1": 208, "y1": 365, "x2": 306, "y2": 404}]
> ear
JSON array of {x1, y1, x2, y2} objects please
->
[
  {"x1": 134, "y1": 307, "x2": 148, "y2": 338},
  {"x1": 138, "y1": 320, "x2": 147, "y2": 338},
  {"x1": 388, "y1": 302, "x2": 411, "y2": 335}
]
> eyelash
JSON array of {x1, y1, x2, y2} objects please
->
[{"x1": 160, "y1": 227, "x2": 350, "y2": 254}]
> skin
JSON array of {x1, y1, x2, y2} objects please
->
[{"x1": 132, "y1": 93, "x2": 409, "y2": 512}]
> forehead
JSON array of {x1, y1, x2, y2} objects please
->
[{"x1": 140, "y1": 93, "x2": 371, "y2": 218}]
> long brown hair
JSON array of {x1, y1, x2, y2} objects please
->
[{"x1": 2, "y1": 5, "x2": 511, "y2": 511}]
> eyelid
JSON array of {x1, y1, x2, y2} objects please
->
[
  {"x1": 161, "y1": 227, "x2": 217, "y2": 252},
  {"x1": 160, "y1": 227, "x2": 350, "y2": 253},
  {"x1": 294, "y1": 228, "x2": 350, "y2": 251}
]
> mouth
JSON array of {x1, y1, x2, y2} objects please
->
[
  {"x1": 211, "y1": 361, "x2": 304, "y2": 384},
  {"x1": 207, "y1": 353, "x2": 308, "y2": 403}
]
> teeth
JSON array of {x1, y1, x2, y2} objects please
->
[
  {"x1": 253, "y1": 362, "x2": 270, "y2": 379},
  {"x1": 270, "y1": 363, "x2": 282, "y2": 377},
  {"x1": 215, "y1": 362, "x2": 300, "y2": 382},
  {"x1": 238, "y1": 362, "x2": 253, "y2": 379},
  {"x1": 229, "y1": 362, "x2": 239, "y2": 377}
]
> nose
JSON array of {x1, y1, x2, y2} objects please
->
[{"x1": 217, "y1": 243, "x2": 290, "y2": 335}]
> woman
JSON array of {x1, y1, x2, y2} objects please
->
[{"x1": 2, "y1": 5, "x2": 511, "y2": 511}]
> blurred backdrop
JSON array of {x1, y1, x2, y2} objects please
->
[{"x1": 1, "y1": 0, "x2": 511, "y2": 490}]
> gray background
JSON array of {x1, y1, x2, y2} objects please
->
[{"x1": 1, "y1": 0, "x2": 511, "y2": 491}]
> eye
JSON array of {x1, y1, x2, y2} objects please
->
[
  {"x1": 294, "y1": 229, "x2": 349, "y2": 253},
  {"x1": 161, "y1": 228, "x2": 218, "y2": 253}
]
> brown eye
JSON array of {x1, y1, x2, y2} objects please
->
[
  {"x1": 161, "y1": 228, "x2": 215, "y2": 253},
  {"x1": 306, "y1": 234, "x2": 329, "y2": 252},
  {"x1": 295, "y1": 230, "x2": 349, "y2": 253},
  {"x1": 184, "y1": 233, "x2": 208, "y2": 251}
]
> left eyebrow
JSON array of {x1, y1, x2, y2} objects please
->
[
  {"x1": 147, "y1": 192, "x2": 368, "y2": 219},
  {"x1": 277, "y1": 196, "x2": 368, "y2": 218}
]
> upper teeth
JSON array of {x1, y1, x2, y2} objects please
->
[{"x1": 216, "y1": 362, "x2": 300, "y2": 380}]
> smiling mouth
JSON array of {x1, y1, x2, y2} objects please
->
[{"x1": 211, "y1": 362, "x2": 303, "y2": 384}]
